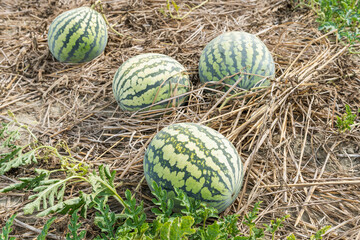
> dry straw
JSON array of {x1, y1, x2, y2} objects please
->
[{"x1": 1, "y1": 0, "x2": 360, "y2": 239}]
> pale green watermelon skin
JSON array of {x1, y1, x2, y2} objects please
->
[
  {"x1": 48, "y1": 7, "x2": 108, "y2": 63},
  {"x1": 143, "y1": 123, "x2": 244, "y2": 213},
  {"x1": 112, "y1": 53, "x2": 190, "y2": 112},
  {"x1": 199, "y1": 31, "x2": 275, "y2": 90}
]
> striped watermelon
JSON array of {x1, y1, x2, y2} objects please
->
[
  {"x1": 143, "y1": 123, "x2": 244, "y2": 212},
  {"x1": 199, "y1": 31, "x2": 275, "y2": 90},
  {"x1": 48, "y1": 7, "x2": 108, "y2": 63},
  {"x1": 112, "y1": 53, "x2": 190, "y2": 112}
]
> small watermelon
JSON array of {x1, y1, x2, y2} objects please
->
[
  {"x1": 112, "y1": 53, "x2": 190, "y2": 112},
  {"x1": 199, "y1": 31, "x2": 275, "y2": 90},
  {"x1": 143, "y1": 123, "x2": 244, "y2": 213},
  {"x1": 48, "y1": 7, "x2": 108, "y2": 63}
]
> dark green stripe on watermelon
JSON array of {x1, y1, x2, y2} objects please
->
[
  {"x1": 199, "y1": 31, "x2": 275, "y2": 91},
  {"x1": 47, "y1": 7, "x2": 108, "y2": 63},
  {"x1": 143, "y1": 123, "x2": 244, "y2": 213},
  {"x1": 48, "y1": 8, "x2": 83, "y2": 49},
  {"x1": 112, "y1": 53, "x2": 190, "y2": 112}
]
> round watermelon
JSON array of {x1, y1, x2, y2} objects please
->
[
  {"x1": 143, "y1": 123, "x2": 244, "y2": 213},
  {"x1": 199, "y1": 31, "x2": 275, "y2": 90},
  {"x1": 112, "y1": 53, "x2": 190, "y2": 112},
  {"x1": 48, "y1": 7, "x2": 108, "y2": 63}
]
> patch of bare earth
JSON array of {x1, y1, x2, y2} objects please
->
[{"x1": 1, "y1": 0, "x2": 360, "y2": 239}]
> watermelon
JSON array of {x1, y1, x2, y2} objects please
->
[
  {"x1": 112, "y1": 53, "x2": 190, "y2": 112},
  {"x1": 143, "y1": 123, "x2": 244, "y2": 213},
  {"x1": 199, "y1": 31, "x2": 275, "y2": 90},
  {"x1": 48, "y1": 7, "x2": 108, "y2": 63}
]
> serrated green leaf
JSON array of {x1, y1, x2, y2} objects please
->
[
  {"x1": 23, "y1": 177, "x2": 77, "y2": 215},
  {"x1": 37, "y1": 217, "x2": 56, "y2": 240},
  {"x1": 160, "y1": 216, "x2": 196, "y2": 240},
  {"x1": 0, "y1": 171, "x2": 49, "y2": 193},
  {"x1": 66, "y1": 210, "x2": 87, "y2": 240},
  {"x1": 0, "y1": 147, "x2": 38, "y2": 175},
  {"x1": 0, "y1": 214, "x2": 17, "y2": 240},
  {"x1": 94, "y1": 197, "x2": 117, "y2": 239},
  {"x1": 204, "y1": 222, "x2": 221, "y2": 240}
]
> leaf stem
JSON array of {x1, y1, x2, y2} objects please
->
[{"x1": 95, "y1": 177, "x2": 129, "y2": 210}]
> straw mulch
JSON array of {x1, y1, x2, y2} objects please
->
[{"x1": 1, "y1": 0, "x2": 360, "y2": 239}]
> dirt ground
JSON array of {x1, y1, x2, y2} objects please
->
[{"x1": 1, "y1": 0, "x2": 360, "y2": 239}]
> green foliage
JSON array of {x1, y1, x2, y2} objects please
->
[
  {"x1": 287, "y1": 234, "x2": 297, "y2": 240},
  {"x1": 294, "y1": 0, "x2": 360, "y2": 48},
  {"x1": 0, "y1": 214, "x2": 16, "y2": 240},
  {"x1": 1, "y1": 120, "x2": 332, "y2": 239},
  {"x1": 66, "y1": 211, "x2": 87, "y2": 240},
  {"x1": 0, "y1": 120, "x2": 37, "y2": 175},
  {"x1": 37, "y1": 217, "x2": 56, "y2": 240},
  {"x1": 159, "y1": 216, "x2": 196, "y2": 239},
  {"x1": 263, "y1": 215, "x2": 290, "y2": 240},
  {"x1": 122, "y1": 189, "x2": 146, "y2": 229},
  {"x1": 151, "y1": 181, "x2": 174, "y2": 221},
  {"x1": 336, "y1": 104, "x2": 359, "y2": 131},
  {"x1": 316, "y1": 0, "x2": 359, "y2": 45},
  {"x1": 0, "y1": 112, "x2": 89, "y2": 181},
  {"x1": 241, "y1": 201, "x2": 265, "y2": 239},
  {"x1": 0, "y1": 169, "x2": 50, "y2": 192},
  {"x1": 94, "y1": 197, "x2": 117, "y2": 240},
  {"x1": 310, "y1": 225, "x2": 331, "y2": 240},
  {"x1": 174, "y1": 186, "x2": 218, "y2": 225}
]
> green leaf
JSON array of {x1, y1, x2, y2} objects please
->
[
  {"x1": 0, "y1": 125, "x2": 20, "y2": 148},
  {"x1": 0, "y1": 147, "x2": 37, "y2": 175},
  {"x1": 263, "y1": 214, "x2": 289, "y2": 237},
  {"x1": 286, "y1": 233, "x2": 296, "y2": 240},
  {"x1": 0, "y1": 214, "x2": 16, "y2": 240},
  {"x1": 310, "y1": 225, "x2": 331, "y2": 240},
  {"x1": 94, "y1": 197, "x2": 116, "y2": 239},
  {"x1": 243, "y1": 201, "x2": 262, "y2": 228},
  {"x1": 0, "y1": 119, "x2": 39, "y2": 175},
  {"x1": 252, "y1": 227, "x2": 265, "y2": 239},
  {"x1": 218, "y1": 214, "x2": 240, "y2": 237},
  {"x1": 336, "y1": 104, "x2": 358, "y2": 131},
  {"x1": 37, "y1": 217, "x2": 56, "y2": 240},
  {"x1": 23, "y1": 177, "x2": 69, "y2": 215},
  {"x1": 171, "y1": 0, "x2": 179, "y2": 12},
  {"x1": 0, "y1": 169, "x2": 50, "y2": 193},
  {"x1": 38, "y1": 191, "x2": 95, "y2": 218},
  {"x1": 66, "y1": 211, "x2": 87, "y2": 240},
  {"x1": 312, "y1": 0, "x2": 360, "y2": 46},
  {"x1": 151, "y1": 181, "x2": 174, "y2": 221},
  {"x1": 174, "y1": 187, "x2": 218, "y2": 225},
  {"x1": 159, "y1": 216, "x2": 196, "y2": 240},
  {"x1": 122, "y1": 189, "x2": 146, "y2": 230},
  {"x1": 202, "y1": 222, "x2": 221, "y2": 240}
]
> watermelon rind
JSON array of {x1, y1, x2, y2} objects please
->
[
  {"x1": 199, "y1": 31, "x2": 275, "y2": 91},
  {"x1": 112, "y1": 53, "x2": 190, "y2": 112},
  {"x1": 143, "y1": 122, "x2": 244, "y2": 213},
  {"x1": 48, "y1": 7, "x2": 108, "y2": 63}
]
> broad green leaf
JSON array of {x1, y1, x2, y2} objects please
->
[
  {"x1": 204, "y1": 222, "x2": 221, "y2": 240},
  {"x1": 160, "y1": 216, "x2": 196, "y2": 240}
]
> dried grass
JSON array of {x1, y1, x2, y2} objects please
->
[{"x1": 1, "y1": 0, "x2": 360, "y2": 239}]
